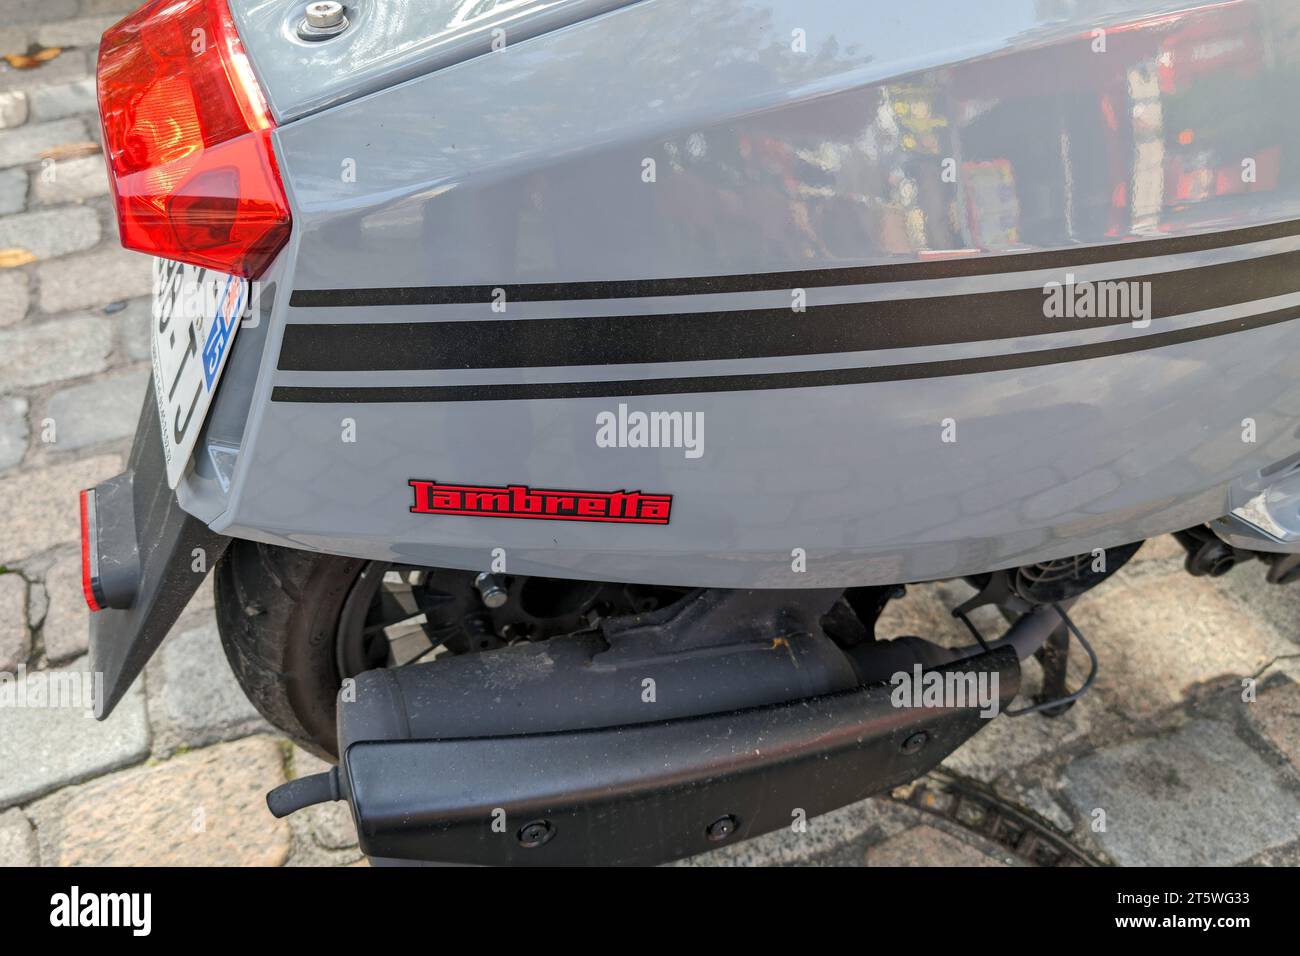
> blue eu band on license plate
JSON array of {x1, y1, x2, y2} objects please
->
[{"x1": 203, "y1": 277, "x2": 246, "y2": 389}]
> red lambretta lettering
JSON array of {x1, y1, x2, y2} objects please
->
[{"x1": 409, "y1": 480, "x2": 672, "y2": 525}]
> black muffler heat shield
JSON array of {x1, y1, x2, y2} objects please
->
[{"x1": 312, "y1": 590, "x2": 1021, "y2": 865}]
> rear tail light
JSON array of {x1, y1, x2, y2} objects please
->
[{"x1": 96, "y1": 0, "x2": 290, "y2": 278}]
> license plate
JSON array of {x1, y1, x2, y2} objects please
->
[{"x1": 150, "y1": 257, "x2": 248, "y2": 488}]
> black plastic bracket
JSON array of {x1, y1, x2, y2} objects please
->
[
  {"x1": 335, "y1": 647, "x2": 1020, "y2": 866},
  {"x1": 88, "y1": 383, "x2": 230, "y2": 718}
]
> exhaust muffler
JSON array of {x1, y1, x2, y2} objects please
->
[{"x1": 269, "y1": 589, "x2": 1032, "y2": 865}]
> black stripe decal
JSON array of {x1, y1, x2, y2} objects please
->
[
  {"x1": 287, "y1": 219, "x2": 1300, "y2": 308},
  {"x1": 270, "y1": 302, "x2": 1300, "y2": 404},
  {"x1": 278, "y1": 250, "x2": 1300, "y2": 372}
]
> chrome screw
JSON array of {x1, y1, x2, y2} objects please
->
[
  {"x1": 299, "y1": 1, "x2": 349, "y2": 40},
  {"x1": 474, "y1": 573, "x2": 508, "y2": 609},
  {"x1": 306, "y1": 1, "x2": 345, "y2": 27}
]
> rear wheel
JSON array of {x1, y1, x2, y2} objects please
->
[
  {"x1": 214, "y1": 539, "x2": 683, "y2": 758},
  {"x1": 214, "y1": 541, "x2": 367, "y2": 759}
]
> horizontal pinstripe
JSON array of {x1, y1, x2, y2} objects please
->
[
  {"x1": 277, "y1": 248, "x2": 1300, "y2": 372},
  {"x1": 270, "y1": 301, "x2": 1300, "y2": 403}
]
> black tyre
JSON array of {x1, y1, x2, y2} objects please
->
[
  {"x1": 215, "y1": 540, "x2": 687, "y2": 758},
  {"x1": 214, "y1": 540, "x2": 385, "y2": 759}
]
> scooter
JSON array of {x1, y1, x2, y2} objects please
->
[{"x1": 82, "y1": 0, "x2": 1300, "y2": 864}]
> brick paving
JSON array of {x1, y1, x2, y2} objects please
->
[{"x1": 2, "y1": 1, "x2": 1300, "y2": 868}]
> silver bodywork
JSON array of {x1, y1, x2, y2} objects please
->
[{"x1": 179, "y1": 0, "x2": 1300, "y2": 588}]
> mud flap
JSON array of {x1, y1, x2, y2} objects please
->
[{"x1": 86, "y1": 383, "x2": 229, "y2": 718}]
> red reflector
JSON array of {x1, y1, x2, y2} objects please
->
[
  {"x1": 97, "y1": 0, "x2": 290, "y2": 278},
  {"x1": 79, "y1": 489, "x2": 104, "y2": 613}
]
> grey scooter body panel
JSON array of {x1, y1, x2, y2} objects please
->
[
  {"x1": 231, "y1": 0, "x2": 639, "y2": 122},
  {"x1": 181, "y1": 0, "x2": 1300, "y2": 588}
]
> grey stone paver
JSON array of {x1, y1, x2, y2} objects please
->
[
  {"x1": 0, "y1": 313, "x2": 112, "y2": 390},
  {"x1": 0, "y1": 118, "x2": 85, "y2": 169},
  {"x1": 114, "y1": 296, "x2": 151, "y2": 361},
  {"x1": 32, "y1": 153, "x2": 106, "y2": 203},
  {"x1": 0, "y1": 51, "x2": 92, "y2": 97},
  {"x1": 76, "y1": 0, "x2": 137, "y2": 15},
  {"x1": 82, "y1": 0, "x2": 147, "y2": 14},
  {"x1": 39, "y1": 552, "x2": 88, "y2": 664},
  {"x1": 43, "y1": 366, "x2": 146, "y2": 451},
  {"x1": 34, "y1": 16, "x2": 117, "y2": 51},
  {"x1": 25, "y1": 78, "x2": 94, "y2": 126},
  {"x1": 1246, "y1": 679, "x2": 1300, "y2": 772},
  {"x1": 0, "y1": 453, "x2": 121, "y2": 562},
  {"x1": 1071, "y1": 568, "x2": 1293, "y2": 718},
  {"x1": 0, "y1": 269, "x2": 29, "y2": 326},
  {"x1": 0, "y1": 395, "x2": 28, "y2": 471},
  {"x1": 0, "y1": 167, "x2": 25, "y2": 215},
  {"x1": 26, "y1": 577, "x2": 47, "y2": 635},
  {"x1": 0, "y1": 205, "x2": 99, "y2": 260},
  {"x1": 37, "y1": 246, "x2": 151, "y2": 312},
  {"x1": 27, "y1": 79, "x2": 96, "y2": 124},
  {"x1": 0, "y1": 27, "x2": 33, "y2": 57},
  {"x1": 6, "y1": 0, "x2": 80, "y2": 25},
  {"x1": 0, "y1": 573, "x2": 30, "y2": 672},
  {"x1": 0, "y1": 807, "x2": 39, "y2": 866},
  {"x1": 148, "y1": 621, "x2": 269, "y2": 751},
  {"x1": 1218, "y1": 560, "x2": 1300, "y2": 649},
  {"x1": 942, "y1": 678, "x2": 1101, "y2": 784},
  {"x1": 0, "y1": 655, "x2": 149, "y2": 807},
  {"x1": 40, "y1": 736, "x2": 290, "y2": 867},
  {"x1": 0, "y1": 92, "x2": 29, "y2": 131},
  {"x1": 1061, "y1": 719, "x2": 1300, "y2": 866}
]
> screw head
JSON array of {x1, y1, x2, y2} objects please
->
[
  {"x1": 474, "y1": 572, "x2": 509, "y2": 609},
  {"x1": 298, "y1": 1, "x2": 349, "y2": 40},
  {"x1": 305, "y1": 1, "x2": 345, "y2": 28},
  {"x1": 901, "y1": 731, "x2": 929, "y2": 755},
  {"x1": 517, "y1": 819, "x2": 555, "y2": 848},
  {"x1": 706, "y1": 814, "x2": 738, "y2": 842}
]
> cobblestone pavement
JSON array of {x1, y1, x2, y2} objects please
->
[{"x1": 2, "y1": 1, "x2": 1300, "y2": 868}]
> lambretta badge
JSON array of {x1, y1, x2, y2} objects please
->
[{"x1": 409, "y1": 480, "x2": 672, "y2": 525}]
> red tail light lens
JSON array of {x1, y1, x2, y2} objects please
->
[
  {"x1": 97, "y1": 0, "x2": 290, "y2": 278},
  {"x1": 79, "y1": 489, "x2": 104, "y2": 613}
]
